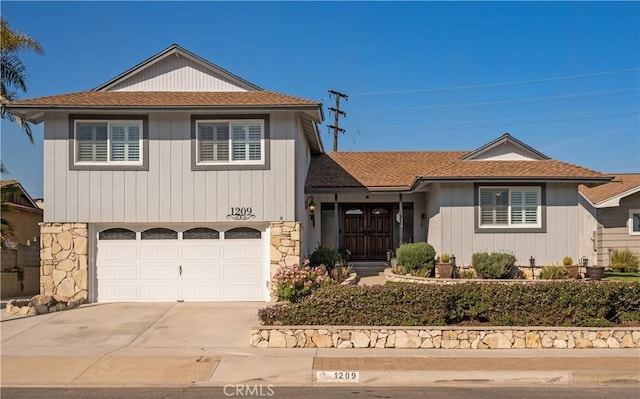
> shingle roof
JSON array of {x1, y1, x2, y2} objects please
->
[
  {"x1": 307, "y1": 151, "x2": 610, "y2": 190},
  {"x1": 0, "y1": 179, "x2": 18, "y2": 188},
  {"x1": 579, "y1": 173, "x2": 640, "y2": 204},
  {"x1": 6, "y1": 90, "x2": 320, "y2": 108}
]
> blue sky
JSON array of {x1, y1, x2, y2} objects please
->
[{"x1": 1, "y1": 1, "x2": 638, "y2": 199}]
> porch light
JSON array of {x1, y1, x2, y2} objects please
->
[{"x1": 306, "y1": 196, "x2": 316, "y2": 228}]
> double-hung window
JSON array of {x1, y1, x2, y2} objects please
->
[
  {"x1": 479, "y1": 186, "x2": 542, "y2": 228},
  {"x1": 197, "y1": 120, "x2": 264, "y2": 164},
  {"x1": 75, "y1": 120, "x2": 142, "y2": 165}
]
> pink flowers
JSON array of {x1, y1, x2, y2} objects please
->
[{"x1": 272, "y1": 261, "x2": 332, "y2": 302}]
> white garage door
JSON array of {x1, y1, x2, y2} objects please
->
[{"x1": 96, "y1": 226, "x2": 267, "y2": 302}]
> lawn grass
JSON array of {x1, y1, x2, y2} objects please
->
[{"x1": 605, "y1": 271, "x2": 640, "y2": 282}]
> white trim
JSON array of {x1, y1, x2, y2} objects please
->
[
  {"x1": 629, "y1": 209, "x2": 640, "y2": 236},
  {"x1": 479, "y1": 186, "x2": 542, "y2": 229},
  {"x1": 74, "y1": 119, "x2": 144, "y2": 166},
  {"x1": 195, "y1": 119, "x2": 265, "y2": 166}
]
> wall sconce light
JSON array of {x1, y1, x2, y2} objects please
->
[{"x1": 305, "y1": 196, "x2": 316, "y2": 228}]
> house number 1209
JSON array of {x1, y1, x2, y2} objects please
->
[{"x1": 227, "y1": 207, "x2": 255, "y2": 221}]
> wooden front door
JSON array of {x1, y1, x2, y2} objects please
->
[{"x1": 341, "y1": 204, "x2": 392, "y2": 260}]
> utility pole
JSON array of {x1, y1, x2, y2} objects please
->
[{"x1": 328, "y1": 89, "x2": 348, "y2": 151}]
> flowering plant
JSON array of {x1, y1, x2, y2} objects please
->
[{"x1": 272, "y1": 260, "x2": 332, "y2": 303}]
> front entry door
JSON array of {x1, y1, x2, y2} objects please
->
[{"x1": 342, "y1": 204, "x2": 392, "y2": 260}]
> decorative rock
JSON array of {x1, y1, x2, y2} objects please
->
[
  {"x1": 352, "y1": 331, "x2": 371, "y2": 348},
  {"x1": 541, "y1": 335, "x2": 553, "y2": 348},
  {"x1": 52, "y1": 269, "x2": 67, "y2": 286},
  {"x1": 57, "y1": 259, "x2": 76, "y2": 272},
  {"x1": 395, "y1": 331, "x2": 421, "y2": 348},
  {"x1": 606, "y1": 337, "x2": 620, "y2": 348},
  {"x1": 312, "y1": 334, "x2": 333, "y2": 348},
  {"x1": 285, "y1": 334, "x2": 297, "y2": 348},
  {"x1": 57, "y1": 231, "x2": 73, "y2": 250},
  {"x1": 575, "y1": 338, "x2": 594, "y2": 349},
  {"x1": 553, "y1": 339, "x2": 567, "y2": 349},
  {"x1": 337, "y1": 340, "x2": 353, "y2": 348},
  {"x1": 441, "y1": 340, "x2": 459, "y2": 349},
  {"x1": 55, "y1": 277, "x2": 77, "y2": 300},
  {"x1": 484, "y1": 333, "x2": 512, "y2": 349},
  {"x1": 592, "y1": 339, "x2": 608, "y2": 348},
  {"x1": 514, "y1": 338, "x2": 526, "y2": 349},
  {"x1": 268, "y1": 330, "x2": 287, "y2": 348},
  {"x1": 385, "y1": 333, "x2": 396, "y2": 348},
  {"x1": 620, "y1": 334, "x2": 634, "y2": 348}
]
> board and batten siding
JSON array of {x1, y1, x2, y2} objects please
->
[
  {"x1": 595, "y1": 192, "x2": 640, "y2": 265},
  {"x1": 437, "y1": 182, "x2": 583, "y2": 266},
  {"x1": 109, "y1": 55, "x2": 249, "y2": 92},
  {"x1": 43, "y1": 111, "x2": 299, "y2": 223}
]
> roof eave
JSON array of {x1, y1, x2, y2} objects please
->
[
  {"x1": 592, "y1": 186, "x2": 640, "y2": 208},
  {"x1": 6, "y1": 103, "x2": 322, "y2": 123}
]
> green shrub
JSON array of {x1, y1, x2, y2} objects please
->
[
  {"x1": 271, "y1": 261, "x2": 332, "y2": 303},
  {"x1": 309, "y1": 244, "x2": 342, "y2": 271},
  {"x1": 610, "y1": 248, "x2": 640, "y2": 272},
  {"x1": 458, "y1": 269, "x2": 476, "y2": 279},
  {"x1": 258, "y1": 281, "x2": 640, "y2": 327},
  {"x1": 439, "y1": 253, "x2": 451, "y2": 263},
  {"x1": 472, "y1": 252, "x2": 516, "y2": 279},
  {"x1": 563, "y1": 256, "x2": 573, "y2": 266},
  {"x1": 540, "y1": 265, "x2": 569, "y2": 280},
  {"x1": 396, "y1": 242, "x2": 435, "y2": 273}
]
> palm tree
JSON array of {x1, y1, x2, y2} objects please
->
[{"x1": 0, "y1": 17, "x2": 43, "y2": 143}]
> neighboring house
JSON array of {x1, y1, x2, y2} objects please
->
[
  {"x1": 305, "y1": 133, "x2": 610, "y2": 267},
  {"x1": 1, "y1": 179, "x2": 43, "y2": 255},
  {"x1": 6, "y1": 44, "x2": 611, "y2": 303},
  {"x1": 580, "y1": 174, "x2": 640, "y2": 266},
  {"x1": 1, "y1": 180, "x2": 42, "y2": 297}
]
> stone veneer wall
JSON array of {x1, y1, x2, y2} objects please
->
[
  {"x1": 40, "y1": 223, "x2": 88, "y2": 303},
  {"x1": 251, "y1": 327, "x2": 640, "y2": 349},
  {"x1": 269, "y1": 222, "x2": 302, "y2": 278}
]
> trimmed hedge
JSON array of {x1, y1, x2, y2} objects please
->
[{"x1": 258, "y1": 281, "x2": 640, "y2": 327}]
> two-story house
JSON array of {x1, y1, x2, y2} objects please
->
[
  {"x1": 7, "y1": 44, "x2": 610, "y2": 303},
  {"x1": 7, "y1": 45, "x2": 323, "y2": 303}
]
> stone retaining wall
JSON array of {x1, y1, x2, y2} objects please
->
[
  {"x1": 40, "y1": 222, "x2": 88, "y2": 303},
  {"x1": 250, "y1": 326, "x2": 640, "y2": 349}
]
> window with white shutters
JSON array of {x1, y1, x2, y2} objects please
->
[
  {"x1": 479, "y1": 187, "x2": 541, "y2": 228},
  {"x1": 197, "y1": 120, "x2": 263, "y2": 164},
  {"x1": 75, "y1": 120, "x2": 142, "y2": 164}
]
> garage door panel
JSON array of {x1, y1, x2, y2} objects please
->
[
  {"x1": 139, "y1": 284, "x2": 180, "y2": 301},
  {"x1": 98, "y1": 265, "x2": 138, "y2": 280},
  {"x1": 181, "y1": 284, "x2": 222, "y2": 301},
  {"x1": 98, "y1": 284, "x2": 138, "y2": 302},
  {"x1": 138, "y1": 264, "x2": 179, "y2": 280},
  {"x1": 182, "y1": 264, "x2": 222, "y2": 279},
  {"x1": 98, "y1": 245, "x2": 138, "y2": 261},
  {"x1": 223, "y1": 243, "x2": 263, "y2": 260},
  {"x1": 139, "y1": 245, "x2": 179, "y2": 260},
  {"x1": 223, "y1": 263, "x2": 264, "y2": 279},
  {"x1": 181, "y1": 243, "x2": 221, "y2": 260}
]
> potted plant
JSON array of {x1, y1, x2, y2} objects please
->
[
  {"x1": 562, "y1": 256, "x2": 579, "y2": 279},
  {"x1": 586, "y1": 265, "x2": 605, "y2": 280},
  {"x1": 437, "y1": 253, "x2": 454, "y2": 278}
]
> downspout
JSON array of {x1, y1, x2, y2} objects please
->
[
  {"x1": 334, "y1": 193, "x2": 339, "y2": 249},
  {"x1": 398, "y1": 193, "x2": 404, "y2": 245}
]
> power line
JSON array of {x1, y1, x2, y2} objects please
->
[
  {"x1": 350, "y1": 67, "x2": 640, "y2": 96},
  {"x1": 366, "y1": 88, "x2": 638, "y2": 113},
  {"x1": 360, "y1": 110, "x2": 639, "y2": 135}
]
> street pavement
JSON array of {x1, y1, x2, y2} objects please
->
[{"x1": 1, "y1": 301, "x2": 639, "y2": 389}]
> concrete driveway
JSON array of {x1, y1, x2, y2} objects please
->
[{"x1": 1, "y1": 302, "x2": 319, "y2": 387}]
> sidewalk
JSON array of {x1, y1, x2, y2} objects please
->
[{"x1": 1, "y1": 302, "x2": 639, "y2": 388}]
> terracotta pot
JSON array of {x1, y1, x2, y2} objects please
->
[
  {"x1": 564, "y1": 265, "x2": 580, "y2": 279},
  {"x1": 437, "y1": 263, "x2": 454, "y2": 278}
]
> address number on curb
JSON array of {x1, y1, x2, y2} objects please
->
[{"x1": 315, "y1": 371, "x2": 360, "y2": 383}]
